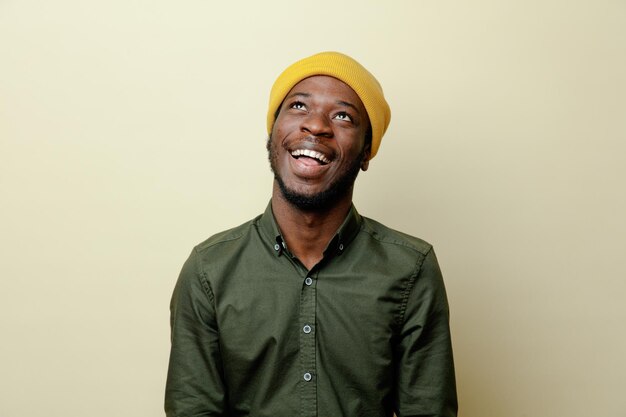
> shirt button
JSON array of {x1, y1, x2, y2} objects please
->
[
  {"x1": 339, "y1": 243, "x2": 344, "y2": 251},
  {"x1": 303, "y1": 372, "x2": 312, "y2": 381},
  {"x1": 305, "y1": 277, "x2": 313, "y2": 286},
  {"x1": 274, "y1": 244, "x2": 280, "y2": 251},
  {"x1": 303, "y1": 324, "x2": 312, "y2": 334}
]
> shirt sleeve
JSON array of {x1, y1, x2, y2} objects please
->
[
  {"x1": 394, "y1": 247, "x2": 458, "y2": 417},
  {"x1": 165, "y1": 248, "x2": 227, "y2": 417}
]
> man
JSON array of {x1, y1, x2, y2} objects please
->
[{"x1": 165, "y1": 51, "x2": 457, "y2": 417}]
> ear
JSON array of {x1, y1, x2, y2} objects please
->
[{"x1": 360, "y1": 143, "x2": 371, "y2": 171}]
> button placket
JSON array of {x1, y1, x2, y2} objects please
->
[{"x1": 299, "y1": 272, "x2": 317, "y2": 416}]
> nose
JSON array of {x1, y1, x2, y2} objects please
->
[{"x1": 301, "y1": 111, "x2": 333, "y2": 138}]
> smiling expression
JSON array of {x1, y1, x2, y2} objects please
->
[{"x1": 268, "y1": 75, "x2": 371, "y2": 211}]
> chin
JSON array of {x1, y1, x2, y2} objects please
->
[{"x1": 276, "y1": 174, "x2": 355, "y2": 212}]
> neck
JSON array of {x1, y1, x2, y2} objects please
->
[{"x1": 271, "y1": 181, "x2": 353, "y2": 270}]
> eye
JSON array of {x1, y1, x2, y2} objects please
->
[
  {"x1": 334, "y1": 112, "x2": 353, "y2": 122},
  {"x1": 290, "y1": 101, "x2": 306, "y2": 111}
]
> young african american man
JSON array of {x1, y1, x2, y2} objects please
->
[{"x1": 165, "y1": 51, "x2": 458, "y2": 417}]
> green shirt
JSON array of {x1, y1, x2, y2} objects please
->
[{"x1": 165, "y1": 203, "x2": 457, "y2": 417}]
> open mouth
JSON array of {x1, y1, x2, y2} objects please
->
[{"x1": 290, "y1": 149, "x2": 331, "y2": 166}]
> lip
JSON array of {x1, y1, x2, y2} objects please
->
[
  {"x1": 283, "y1": 138, "x2": 335, "y2": 179},
  {"x1": 290, "y1": 148, "x2": 331, "y2": 164},
  {"x1": 287, "y1": 152, "x2": 332, "y2": 179},
  {"x1": 289, "y1": 139, "x2": 334, "y2": 155}
]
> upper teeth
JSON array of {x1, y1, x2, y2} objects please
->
[{"x1": 291, "y1": 149, "x2": 330, "y2": 164}]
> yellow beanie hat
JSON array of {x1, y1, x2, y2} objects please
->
[{"x1": 267, "y1": 51, "x2": 391, "y2": 159}]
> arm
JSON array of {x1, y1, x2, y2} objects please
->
[
  {"x1": 165, "y1": 248, "x2": 226, "y2": 417},
  {"x1": 394, "y1": 247, "x2": 458, "y2": 417}
]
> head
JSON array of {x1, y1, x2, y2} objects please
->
[{"x1": 266, "y1": 52, "x2": 391, "y2": 211}]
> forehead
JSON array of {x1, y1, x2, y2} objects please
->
[{"x1": 288, "y1": 75, "x2": 365, "y2": 110}]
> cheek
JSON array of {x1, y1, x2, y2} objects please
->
[
  {"x1": 274, "y1": 113, "x2": 302, "y2": 135},
  {"x1": 342, "y1": 133, "x2": 368, "y2": 155},
  {"x1": 271, "y1": 122, "x2": 286, "y2": 145}
]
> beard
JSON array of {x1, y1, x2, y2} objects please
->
[{"x1": 267, "y1": 136, "x2": 365, "y2": 212}]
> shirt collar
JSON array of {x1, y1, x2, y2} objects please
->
[{"x1": 258, "y1": 200, "x2": 362, "y2": 257}]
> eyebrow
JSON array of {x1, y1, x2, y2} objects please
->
[
  {"x1": 336, "y1": 100, "x2": 358, "y2": 112},
  {"x1": 285, "y1": 92, "x2": 311, "y2": 100},
  {"x1": 286, "y1": 93, "x2": 359, "y2": 113}
]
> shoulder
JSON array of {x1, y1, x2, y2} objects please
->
[
  {"x1": 181, "y1": 214, "x2": 266, "y2": 276},
  {"x1": 359, "y1": 215, "x2": 433, "y2": 257},
  {"x1": 359, "y1": 216, "x2": 447, "y2": 311},
  {"x1": 193, "y1": 214, "x2": 263, "y2": 255},
  {"x1": 177, "y1": 214, "x2": 264, "y2": 286}
]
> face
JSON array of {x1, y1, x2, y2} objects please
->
[{"x1": 267, "y1": 75, "x2": 371, "y2": 211}]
